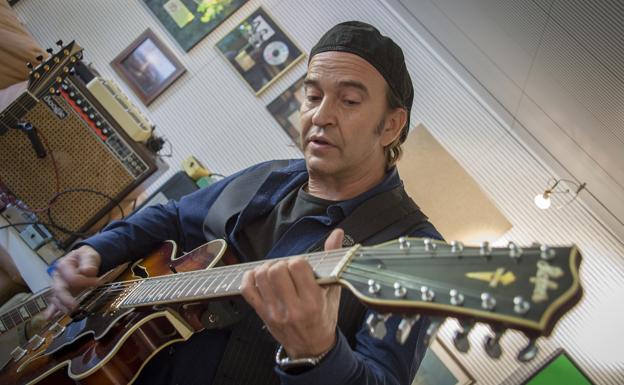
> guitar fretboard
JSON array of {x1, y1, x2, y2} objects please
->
[
  {"x1": 120, "y1": 249, "x2": 353, "y2": 308},
  {"x1": 0, "y1": 289, "x2": 50, "y2": 334}
]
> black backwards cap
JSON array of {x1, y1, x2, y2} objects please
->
[{"x1": 309, "y1": 21, "x2": 413, "y2": 143}]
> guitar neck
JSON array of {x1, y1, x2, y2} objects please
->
[
  {"x1": 0, "y1": 288, "x2": 51, "y2": 334},
  {"x1": 0, "y1": 91, "x2": 38, "y2": 133},
  {"x1": 118, "y1": 247, "x2": 357, "y2": 309}
]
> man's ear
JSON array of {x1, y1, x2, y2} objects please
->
[{"x1": 380, "y1": 108, "x2": 407, "y2": 146}]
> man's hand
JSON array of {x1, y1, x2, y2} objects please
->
[
  {"x1": 46, "y1": 245, "x2": 102, "y2": 318},
  {"x1": 241, "y1": 228, "x2": 344, "y2": 358}
]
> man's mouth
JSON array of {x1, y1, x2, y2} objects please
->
[{"x1": 308, "y1": 136, "x2": 334, "y2": 147}]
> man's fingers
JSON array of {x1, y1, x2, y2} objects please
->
[
  {"x1": 57, "y1": 263, "x2": 100, "y2": 289},
  {"x1": 78, "y1": 255, "x2": 99, "y2": 276},
  {"x1": 44, "y1": 303, "x2": 58, "y2": 320},
  {"x1": 240, "y1": 270, "x2": 268, "y2": 320},
  {"x1": 267, "y1": 261, "x2": 299, "y2": 316}
]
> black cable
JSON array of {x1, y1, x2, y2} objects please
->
[
  {"x1": 0, "y1": 188, "x2": 125, "y2": 237},
  {"x1": 0, "y1": 220, "x2": 88, "y2": 237},
  {"x1": 45, "y1": 188, "x2": 125, "y2": 236}
]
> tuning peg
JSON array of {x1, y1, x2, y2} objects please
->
[
  {"x1": 56, "y1": 39, "x2": 64, "y2": 47},
  {"x1": 46, "y1": 48, "x2": 54, "y2": 54},
  {"x1": 508, "y1": 241, "x2": 522, "y2": 259},
  {"x1": 424, "y1": 316, "x2": 445, "y2": 346},
  {"x1": 480, "y1": 241, "x2": 492, "y2": 257},
  {"x1": 398, "y1": 236, "x2": 411, "y2": 249},
  {"x1": 366, "y1": 313, "x2": 390, "y2": 339},
  {"x1": 517, "y1": 336, "x2": 539, "y2": 362},
  {"x1": 484, "y1": 326, "x2": 505, "y2": 359},
  {"x1": 540, "y1": 244, "x2": 555, "y2": 260},
  {"x1": 36, "y1": 54, "x2": 44, "y2": 62},
  {"x1": 395, "y1": 315, "x2": 421, "y2": 345},
  {"x1": 452, "y1": 319, "x2": 475, "y2": 353},
  {"x1": 450, "y1": 240, "x2": 464, "y2": 255},
  {"x1": 423, "y1": 238, "x2": 436, "y2": 252},
  {"x1": 26, "y1": 62, "x2": 33, "y2": 69}
]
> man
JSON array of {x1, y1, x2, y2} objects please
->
[{"x1": 48, "y1": 21, "x2": 443, "y2": 385}]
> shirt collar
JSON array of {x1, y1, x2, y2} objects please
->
[{"x1": 327, "y1": 167, "x2": 402, "y2": 220}]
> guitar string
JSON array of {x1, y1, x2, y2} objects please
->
[
  {"x1": 342, "y1": 265, "x2": 517, "y2": 303},
  {"x1": 68, "y1": 246, "x2": 546, "y2": 311},
  {"x1": 72, "y1": 250, "x2": 352, "y2": 306},
  {"x1": 74, "y1": 247, "x2": 529, "y2": 299}
]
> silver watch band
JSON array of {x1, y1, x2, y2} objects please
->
[{"x1": 275, "y1": 344, "x2": 331, "y2": 371}]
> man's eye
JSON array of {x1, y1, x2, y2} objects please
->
[
  {"x1": 344, "y1": 99, "x2": 360, "y2": 106},
  {"x1": 306, "y1": 95, "x2": 321, "y2": 102}
]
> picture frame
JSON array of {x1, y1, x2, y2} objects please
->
[
  {"x1": 266, "y1": 74, "x2": 305, "y2": 149},
  {"x1": 142, "y1": 0, "x2": 248, "y2": 52},
  {"x1": 412, "y1": 337, "x2": 474, "y2": 385},
  {"x1": 216, "y1": 7, "x2": 305, "y2": 95},
  {"x1": 111, "y1": 29, "x2": 186, "y2": 105},
  {"x1": 518, "y1": 349, "x2": 594, "y2": 385}
]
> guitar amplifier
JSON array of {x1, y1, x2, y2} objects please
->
[{"x1": 0, "y1": 71, "x2": 158, "y2": 248}]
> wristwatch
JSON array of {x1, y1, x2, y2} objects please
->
[{"x1": 275, "y1": 344, "x2": 331, "y2": 373}]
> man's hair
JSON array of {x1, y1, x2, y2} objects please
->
[{"x1": 376, "y1": 86, "x2": 407, "y2": 169}]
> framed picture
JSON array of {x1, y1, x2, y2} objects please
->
[
  {"x1": 412, "y1": 338, "x2": 474, "y2": 385},
  {"x1": 142, "y1": 0, "x2": 248, "y2": 52},
  {"x1": 266, "y1": 74, "x2": 305, "y2": 149},
  {"x1": 216, "y1": 7, "x2": 305, "y2": 95},
  {"x1": 518, "y1": 349, "x2": 594, "y2": 385},
  {"x1": 111, "y1": 29, "x2": 186, "y2": 105}
]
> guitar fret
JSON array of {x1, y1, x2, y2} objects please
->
[
  {"x1": 194, "y1": 277, "x2": 209, "y2": 296},
  {"x1": 175, "y1": 277, "x2": 194, "y2": 298},
  {"x1": 36, "y1": 296, "x2": 47, "y2": 310},
  {"x1": 165, "y1": 279, "x2": 179, "y2": 299},
  {"x1": 125, "y1": 282, "x2": 146, "y2": 304},
  {"x1": 185, "y1": 277, "x2": 203, "y2": 297},
  {"x1": 18, "y1": 307, "x2": 30, "y2": 320},
  {"x1": 203, "y1": 272, "x2": 221, "y2": 295},
  {"x1": 153, "y1": 280, "x2": 170, "y2": 301},
  {"x1": 225, "y1": 268, "x2": 243, "y2": 293},
  {"x1": 142, "y1": 281, "x2": 161, "y2": 302},
  {"x1": 214, "y1": 271, "x2": 232, "y2": 294}
]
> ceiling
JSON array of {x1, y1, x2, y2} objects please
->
[{"x1": 386, "y1": 0, "x2": 624, "y2": 242}]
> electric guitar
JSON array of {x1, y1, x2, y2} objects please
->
[
  {"x1": 0, "y1": 289, "x2": 51, "y2": 337},
  {"x1": 0, "y1": 40, "x2": 83, "y2": 135},
  {"x1": 0, "y1": 237, "x2": 583, "y2": 385}
]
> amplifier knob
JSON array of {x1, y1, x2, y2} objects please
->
[
  {"x1": 101, "y1": 127, "x2": 110, "y2": 136},
  {"x1": 75, "y1": 98, "x2": 83, "y2": 105},
  {"x1": 82, "y1": 106, "x2": 89, "y2": 113},
  {"x1": 69, "y1": 91, "x2": 76, "y2": 98},
  {"x1": 95, "y1": 121, "x2": 102, "y2": 128},
  {"x1": 88, "y1": 113, "x2": 95, "y2": 120}
]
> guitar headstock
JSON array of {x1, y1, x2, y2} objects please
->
[
  {"x1": 27, "y1": 40, "x2": 83, "y2": 97},
  {"x1": 338, "y1": 237, "x2": 582, "y2": 361}
]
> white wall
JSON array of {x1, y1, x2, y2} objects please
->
[{"x1": 13, "y1": 0, "x2": 624, "y2": 383}]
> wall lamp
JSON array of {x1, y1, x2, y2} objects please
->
[{"x1": 534, "y1": 178, "x2": 587, "y2": 210}]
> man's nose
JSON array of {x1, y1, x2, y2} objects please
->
[{"x1": 311, "y1": 97, "x2": 336, "y2": 128}]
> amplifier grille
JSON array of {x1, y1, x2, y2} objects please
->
[{"x1": 0, "y1": 94, "x2": 135, "y2": 246}]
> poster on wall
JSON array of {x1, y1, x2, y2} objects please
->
[
  {"x1": 142, "y1": 0, "x2": 248, "y2": 51},
  {"x1": 216, "y1": 7, "x2": 305, "y2": 95},
  {"x1": 111, "y1": 29, "x2": 186, "y2": 105},
  {"x1": 266, "y1": 75, "x2": 305, "y2": 149}
]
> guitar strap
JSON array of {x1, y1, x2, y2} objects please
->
[{"x1": 207, "y1": 160, "x2": 433, "y2": 385}]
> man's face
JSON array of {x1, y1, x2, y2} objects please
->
[{"x1": 300, "y1": 51, "x2": 397, "y2": 179}]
